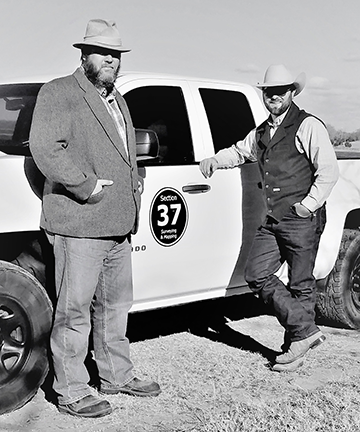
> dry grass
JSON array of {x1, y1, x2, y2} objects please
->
[{"x1": 1, "y1": 295, "x2": 360, "y2": 432}]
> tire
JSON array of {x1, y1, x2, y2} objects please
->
[
  {"x1": 0, "y1": 260, "x2": 53, "y2": 414},
  {"x1": 316, "y1": 229, "x2": 360, "y2": 329}
]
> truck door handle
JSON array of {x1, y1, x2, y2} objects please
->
[{"x1": 182, "y1": 184, "x2": 211, "y2": 194}]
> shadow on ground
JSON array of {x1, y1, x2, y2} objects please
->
[
  {"x1": 127, "y1": 293, "x2": 278, "y2": 362},
  {"x1": 126, "y1": 293, "x2": 268, "y2": 340}
]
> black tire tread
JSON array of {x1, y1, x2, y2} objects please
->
[
  {"x1": 0, "y1": 260, "x2": 52, "y2": 414},
  {"x1": 316, "y1": 229, "x2": 360, "y2": 329}
]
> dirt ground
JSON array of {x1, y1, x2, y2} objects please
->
[{"x1": 0, "y1": 295, "x2": 359, "y2": 432}]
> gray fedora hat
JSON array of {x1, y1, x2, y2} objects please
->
[
  {"x1": 256, "y1": 64, "x2": 306, "y2": 96},
  {"x1": 73, "y1": 19, "x2": 131, "y2": 52}
]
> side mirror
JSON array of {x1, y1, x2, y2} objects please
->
[
  {"x1": 135, "y1": 128, "x2": 159, "y2": 161},
  {"x1": 5, "y1": 98, "x2": 26, "y2": 111}
]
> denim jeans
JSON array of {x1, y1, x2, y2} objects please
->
[
  {"x1": 47, "y1": 233, "x2": 134, "y2": 405},
  {"x1": 245, "y1": 205, "x2": 326, "y2": 342}
]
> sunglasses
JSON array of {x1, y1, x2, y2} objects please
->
[{"x1": 262, "y1": 86, "x2": 293, "y2": 98}]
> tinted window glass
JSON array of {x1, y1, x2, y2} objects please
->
[
  {"x1": 199, "y1": 88, "x2": 255, "y2": 153},
  {"x1": 0, "y1": 84, "x2": 42, "y2": 155},
  {"x1": 124, "y1": 86, "x2": 194, "y2": 165}
]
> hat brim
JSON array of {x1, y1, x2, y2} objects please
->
[
  {"x1": 256, "y1": 72, "x2": 306, "y2": 96},
  {"x1": 73, "y1": 42, "x2": 131, "y2": 53}
]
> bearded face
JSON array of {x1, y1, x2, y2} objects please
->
[
  {"x1": 82, "y1": 47, "x2": 121, "y2": 92},
  {"x1": 262, "y1": 86, "x2": 295, "y2": 117}
]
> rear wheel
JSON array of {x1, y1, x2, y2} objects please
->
[
  {"x1": 317, "y1": 229, "x2": 360, "y2": 329},
  {"x1": 0, "y1": 260, "x2": 52, "y2": 414}
]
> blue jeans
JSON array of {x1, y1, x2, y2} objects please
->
[
  {"x1": 245, "y1": 205, "x2": 326, "y2": 342},
  {"x1": 47, "y1": 233, "x2": 134, "y2": 405}
]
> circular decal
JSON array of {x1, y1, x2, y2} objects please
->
[{"x1": 150, "y1": 187, "x2": 188, "y2": 247}]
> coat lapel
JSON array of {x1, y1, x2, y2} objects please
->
[
  {"x1": 268, "y1": 127, "x2": 286, "y2": 148},
  {"x1": 73, "y1": 68, "x2": 130, "y2": 165},
  {"x1": 256, "y1": 119, "x2": 270, "y2": 150}
]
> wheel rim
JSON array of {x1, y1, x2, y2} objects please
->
[
  {"x1": 350, "y1": 254, "x2": 360, "y2": 311},
  {"x1": 0, "y1": 294, "x2": 31, "y2": 385}
]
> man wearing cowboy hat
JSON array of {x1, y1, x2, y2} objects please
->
[
  {"x1": 200, "y1": 64, "x2": 339, "y2": 372},
  {"x1": 30, "y1": 19, "x2": 160, "y2": 418}
]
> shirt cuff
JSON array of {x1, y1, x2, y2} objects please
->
[{"x1": 300, "y1": 196, "x2": 318, "y2": 213}]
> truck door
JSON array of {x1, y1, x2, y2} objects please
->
[{"x1": 119, "y1": 78, "x2": 262, "y2": 311}]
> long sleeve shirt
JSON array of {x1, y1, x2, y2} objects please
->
[{"x1": 213, "y1": 115, "x2": 339, "y2": 213}]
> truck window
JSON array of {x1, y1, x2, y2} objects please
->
[
  {"x1": 0, "y1": 84, "x2": 42, "y2": 156},
  {"x1": 123, "y1": 86, "x2": 194, "y2": 165},
  {"x1": 199, "y1": 88, "x2": 255, "y2": 153}
]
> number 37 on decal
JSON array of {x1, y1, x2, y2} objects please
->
[
  {"x1": 157, "y1": 203, "x2": 181, "y2": 226},
  {"x1": 149, "y1": 188, "x2": 189, "y2": 247}
]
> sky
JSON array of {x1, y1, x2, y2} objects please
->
[{"x1": 0, "y1": 0, "x2": 359, "y2": 132}]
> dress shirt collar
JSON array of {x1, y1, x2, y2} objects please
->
[
  {"x1": 100, "y1": 87, "x2": 117, "y2": 101},
  {"x1": 267, "y1": 108, "x2": 290, "y2": 128}
]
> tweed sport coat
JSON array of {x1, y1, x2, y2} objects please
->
[{"x1": 29, "y1": 68, "x2": 141, "y2": 238}]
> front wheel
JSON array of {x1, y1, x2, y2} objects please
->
[
  {"x1": 0, "y1": 260, "x2": 53, "y2": 414},
  {"x1": 317, "y1": 229, "x2": 360, "y2": 329}
]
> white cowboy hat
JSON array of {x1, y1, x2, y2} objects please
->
[
  {"x1": 73, "y1": 19, "x2": 131, "y2": 53},
  {"x1": 256, "y1": 64, "x2": 306, "y2": 96}
]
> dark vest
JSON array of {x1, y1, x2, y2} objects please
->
[{"x1": 255, "y1": 103, "x2": 315, "y2": 222}]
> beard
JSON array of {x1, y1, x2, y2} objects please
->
[
  {"x1": 83, "y1": 58, "x2": 120, "y2": 92},
  {"x1": 264, "y1": 95, "x2": 292, "y2": 116}
]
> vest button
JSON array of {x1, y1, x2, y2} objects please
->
[
  {"x1": 265, "y1": 184, "x2": 269, "y2": 188},
  {"x1": 265, "y1": 158, "x2": 269, "y2": 163},
  {"x1": 268, "y1": 209, "x2": 273, "y2": 213},
  {"x1": 265, "y1": 171, "x2": 269, "y2": 175}
]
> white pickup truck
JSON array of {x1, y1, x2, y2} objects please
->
[{"x1": 0, "y1": 72, "x2": 359, "y2": 414}]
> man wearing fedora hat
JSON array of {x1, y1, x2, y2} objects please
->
[
  {"x1": 200, "y1": 64, "x2": 339, "y2": 372},
  {"x1": 30, "y1": 19, "x2": 160, "y2": 418}
]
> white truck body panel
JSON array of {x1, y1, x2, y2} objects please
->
[{"x1": 1, "y1": 72, "x2": 359, "y2": 315}]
